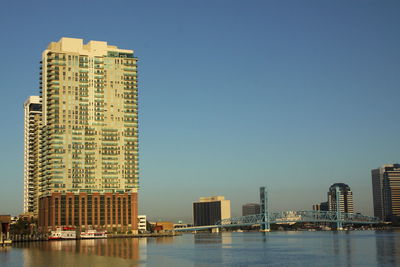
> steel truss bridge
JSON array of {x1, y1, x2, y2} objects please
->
[{"x1": 176, "y1": 210, "x2": 381, "y2": 232}]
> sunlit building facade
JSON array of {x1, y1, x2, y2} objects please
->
[{"x1": 38, "y1": 38, "x2": 139, "y2": 232}]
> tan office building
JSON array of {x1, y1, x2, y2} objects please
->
[
  {"x1": 193, "y1": 196, "x2": 231, "y2": 226},
  {"x1": 38, "y1": 38, "x2": 139, "y2": 232},
  {"x1": 23, "y1": 96, "x2": 42, "y2": 216}
]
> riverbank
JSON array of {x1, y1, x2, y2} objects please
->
[{"x1": 11, "y1": 231, "x2": 180, "y2": 243}]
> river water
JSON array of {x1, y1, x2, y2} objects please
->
[{"x1": 1, "y1": 230, "x2": 400, "y2": 266}]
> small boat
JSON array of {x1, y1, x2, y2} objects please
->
[
  {"x1": 49, "y1": 227, "x2": 76, "y2": 240},
  {"x1": 0, "y1": 239, "x2": 12, "y2": 246},
  {"x1": 80, "y1": 230, "x2": 107, "y2": 239}
]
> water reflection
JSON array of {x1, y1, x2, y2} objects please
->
[
  {"x1": 3, "y1": 231, "x2": 400, "y2": 266},
  {"x1": 147, "y1": 236, "x2": 174, "y2": 245},
  {"x1": 193, "y1": 232, "x2": 234, "y2": 266},
  {"x1": 17, "y1": 238, "x2": 142, "y2": 267},
  {"x1": 375, "y1": 230, "x2": 400, "y2": 266}
]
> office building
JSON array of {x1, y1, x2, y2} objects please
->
[
  {"x1": 37, "y1": 38, "x2": 139, "y2": 232},
  {"x1": 327, "y1": 183, "x2": 354, "y2": 213},
  {"x1": 312, "y1": 204, "x2": 320, "y2": 211},
  {"x1": 320, "y1": 201, "x2": 329, "y2": 211},
  {"x1": 193, "y1": 196, "x2": 231, "y2": 226},
  {"x1": 23, "y1": 96, "x2": 42, "y2": 216},
  {"x1": 242, "y1": 203, "x2": 260, "y2": 216},
  {"x1": 372, "y1": 164, "x2": 400, "y2": 222},
  {"x1": 312, "y1": 201, "x2": 328, "y2": 212}
]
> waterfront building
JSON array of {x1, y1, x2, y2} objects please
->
[
  {"x1": 138, "y1": 215, "x2": 146, "y2": 232},
  {"x1": 37, "y1": 38, "x2": 139, "y2": 232},
  {"x1": 372, "y1": 164, "x2": 400, "y2": 222},
  {"x1": 154, "y1": 221, "x2": 174, "y2": 231},
  {"x1": 23, "y1": 96, "x2": 42, "y2": 216},
  {"x1": 0, "y1": 215, "x2": 11, "y2": 245},
  {"x1": 242, "y1": 203, "x2": 260, "y2": 216},
  {"x1": 327, "y1": 183, "x2": 354, "y2": 213},
  {"x1": 193, "y1": 196, "x2": 231, "y2": 226}
]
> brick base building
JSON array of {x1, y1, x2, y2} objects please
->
[{"x1": 38, "y1": 192, "x2": 138, "y2": 233}]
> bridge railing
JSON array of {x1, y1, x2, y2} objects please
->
[{"x1": 216, "y1": 210, "x2": 381, "y2": 226}]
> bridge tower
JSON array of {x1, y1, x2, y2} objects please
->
[
  {"x1": 336, "y1": 186, "x2": 343, "y2": 230},
  {"x1": 260, "y1": 186, "x2": 270, "y2": 232}
]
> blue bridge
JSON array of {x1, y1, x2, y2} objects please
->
[
  {"x1": 175, "y1": 210, "x2": 381, "y2": 232},
  {"x1": 177, "y1": 187, "x2": 381, "y2": 232}
]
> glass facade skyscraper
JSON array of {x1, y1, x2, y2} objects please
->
[{"x1": 372, "y1": 164, "x2": 400, "y2": 222}]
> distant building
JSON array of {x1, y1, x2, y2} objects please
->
[
  {"x1": 23, "y1": 96, "x2": 42, "y2": 216},
  {"x1": 372, "y1": 164, "x2": 400, "y2": 222},
  {"x1": 320, "y1": 201, "x2": 329, "y2": 211},
  {"x1": 242, "y1": 203, "x2": 260, "y2": 216},
  {"x1": 312, "y1": 204, "x2": 321, "y2": 211},
  {"x1": 138, "y1": 215, "x2": 147, "y2": 232},
  {"x1": 313, "y1": 202, "x2": 328, "y2": 211},
  {"x1": 154, "y1": 221, "x2": 174, "y2": 231},
  {"x1": 193, "y1": 196, "x2": 231, "y2": 226},
  {"x1": 328, "y1": 183, "x2": 354, "y2": 213}
]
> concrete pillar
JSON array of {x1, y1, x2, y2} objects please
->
[
  {"x1": 96, "y1": 195, "x2": 101, "y2": 227},
  {"x1": 336, "y1": 186, "x2": 343, "y2": 230},
  {"x1": 105, "y1": 197, "x2": 108, "y2": 227},
  {"x1": 71, "y1": 195, "x2": 75, "y2": 227},
  {"x1": 6, "y1": 224, "x2": 9, "y2": 240},
  {"x1": 66, "y1": 196, "x2": 69, "y2": 226},
  {"x1": 125, "y1": 194, "x2": 129, "y2": 228},
  {"x1": 57, "y1": 197, "x2": 61, "y2": 227},
  {"x1": 115, "y1": 195, "x2": 119, "y2": 227}
]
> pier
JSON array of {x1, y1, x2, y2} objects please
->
[{"x1": 0, "y1": 215, "x2": 12, "y2": 246}]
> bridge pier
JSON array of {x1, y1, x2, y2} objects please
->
[
  {"x1": 335, "y1": 186, "x2": 344, "y2": 231},
  {"x1": 260, "y1": 227, "x2": 270, "y2": 232},
  {"x1": 260, "y1": 187, "x2": 270, "y2": 232},
  {"x1": 211, "y1": 228, "x2": 219, "y2": 233}
]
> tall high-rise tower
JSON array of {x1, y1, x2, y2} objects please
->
[
  {"x1": 23, "y1": 96, "x2": 42, "y2": 215},
  {"x1": 38, "y1": 38, "x2": 139, "y2": 232},
  {"x1": 327, "y1": 183, "x2": 354, "y2": 213},
  {"x1": 372, "y1": 164, "x2": 400, "y2": 222}
]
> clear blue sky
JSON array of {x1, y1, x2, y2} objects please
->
[{"x1": 0, "y1": 0, "x2": 399, "y2": 222}]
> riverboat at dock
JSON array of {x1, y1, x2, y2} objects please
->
[{"x1": 49, "y1": 227, "x2": 76, "y2": 240}]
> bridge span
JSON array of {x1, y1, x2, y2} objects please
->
[{"x1": 175, "y1": 210, "x2": 381, "y2": 232}]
